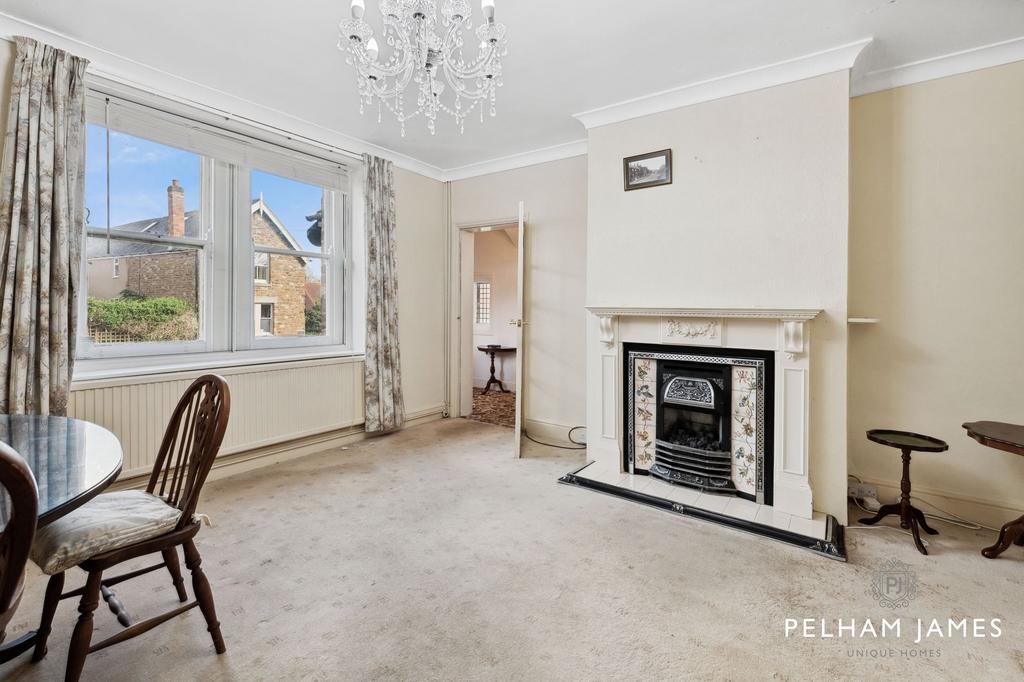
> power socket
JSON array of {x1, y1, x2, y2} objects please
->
[
  {"x1": 847, "y1": 482, "x2": 878, "y2": 501},
  {"x1": 861, "y1": 496, "x2": 882, "y2": 512}
]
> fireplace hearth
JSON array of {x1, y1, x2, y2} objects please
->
[{"x1": 625, "y1": 343, "x2": 774, "y2": 504}]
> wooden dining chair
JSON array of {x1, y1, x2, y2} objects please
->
[
  {"x1": 0, "y1": 442, "x2": 38, "y2": 664},
  {"x1": 29, "y1": 374, "x2": 230, "y2": 681}
]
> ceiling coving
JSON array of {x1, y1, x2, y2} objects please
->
[{"x1": 339, "y1": 0, "x2": 508, "y2": 136}]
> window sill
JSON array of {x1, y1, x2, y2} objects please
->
[{"x1": 72, "y1": 346, "x2": 365, "y2": 387}]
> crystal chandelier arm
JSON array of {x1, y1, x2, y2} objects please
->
[
  {"x1": 350, "y1": 18, "x2": 416, "y2": 80},
  {"x1": 439, "y1": 22, "x2": 500, "y2": 80}
]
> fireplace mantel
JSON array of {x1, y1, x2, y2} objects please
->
[
  {"x1": 585, "y1": 306, "x2": 822, "y2": 321},
  {"x1": 586, "y1": 306, "x2": 823, "y2": 355}
]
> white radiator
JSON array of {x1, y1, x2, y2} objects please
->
[{"x1": 69, "y1": 357, "x2": 365, "y2": 479}]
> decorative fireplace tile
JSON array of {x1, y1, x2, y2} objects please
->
[
  {"x1": 732, "y1": 366, "x2": 757, "y2": 392},
  {"x1": 730, "y1": 387, "x2": 757, "y2": 416},
  {"x1": 632, "y1": 357, "x2": 657, "y2": 471},
  {"x1": 730, "y1": 365, "x2": 758, "y2": 496}
]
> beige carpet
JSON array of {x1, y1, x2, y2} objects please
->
[{"x1": 3, "y1": 418, "x2": 1023, "y2": 681}]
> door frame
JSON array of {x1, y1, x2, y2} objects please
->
[{"x1": 448, "y1": 216, "x2": 523, "y2": 420}]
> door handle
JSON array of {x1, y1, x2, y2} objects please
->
[{"x1": 508, "y1": 319, "x2": 524, "y2": 328}]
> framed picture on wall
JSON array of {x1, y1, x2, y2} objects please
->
[{"x1": 623, "y1": 149, "x2": 672, "y2": 191}]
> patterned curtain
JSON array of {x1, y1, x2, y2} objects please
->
[
  {"x1": 0, "y1": 37, "x2": 88, "y2": 415},
  {"x1": 363, "y1": 154, "x2": 404, "y2": 433}
]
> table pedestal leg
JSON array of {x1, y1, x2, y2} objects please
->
[
  {"x1": 482, "y1": 351, "x2": 508, "y2": 394},
  {"x1": 982, "y1": 513, "x2": 1024, "y2": 559},
  {"x1": 858, "y1": 448, "x2": 934, "y2": 555}
]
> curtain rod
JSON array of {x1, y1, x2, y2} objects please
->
[{"x1": 89, "y1": 80, "x2": 364, "y2": 168}]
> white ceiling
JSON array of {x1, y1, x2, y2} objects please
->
[{"x1": 2, "y1": 0, "x2": 1024, "y2": 172}]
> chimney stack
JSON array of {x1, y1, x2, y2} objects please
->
[{"x1": 167, "y1": 179, "x2": 185, "y2": 238}]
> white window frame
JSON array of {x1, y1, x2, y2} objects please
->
[
  {"x1": 253, "y1": 252, "x2": 270, "y2": 284},
  {"x1": 239, "y1": 166, "x2": 346, "y2": 352},
  {"x1": 111, "y1": 258, "x2": 120, "y2": 279},
  {"x1": 473, "y1": 279, "x2": 492, "y2": 333},
  {"x1": 74, "y1": 82, "x2": 360, "y2": 380}
]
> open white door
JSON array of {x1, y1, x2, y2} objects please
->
[{"x1": 512, "y1": 201, "x2": 526, "y2": 458}]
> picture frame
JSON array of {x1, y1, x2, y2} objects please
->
[{"x1": 623, "y1": 149, "x2": 672, "y2": 191}]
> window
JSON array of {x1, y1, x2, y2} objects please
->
[
  {"x1": 474, "y1": 281, "x2": 491, "y2": 325},
  {"x1": 253, "y1": 252, "x2": 269, "y2": 284},
  {"x1": 83, "y1": 127, "x2": 205, "y2": 348},
  {"x1": 250, "y1": 171, "x2": 329, "y2": 340},
  {"x1": 256, "y1": 303, "x2": 274, "y2": 336},
  {"x1": 77, "y1": 86, "x2": 354, "y2": 372}
]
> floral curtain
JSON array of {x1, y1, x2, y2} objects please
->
[
  {"x1": 363, "y1": 153, "x2": 404, "y2": 433},
  {"x1": 0, "y1": 37, "x2": 88, "y2": 415}
]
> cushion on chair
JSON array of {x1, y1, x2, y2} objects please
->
[{"x1": 31, "y1": 491, "x2": 182, "y2": 575}]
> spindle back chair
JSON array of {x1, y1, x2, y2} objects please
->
[{"x1": 33, "y1": 374, "x2": 230, "y2": 681}]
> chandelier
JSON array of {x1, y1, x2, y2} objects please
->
[{"x1": 338, "y1": 0, "x2": 508, "y2": 136}]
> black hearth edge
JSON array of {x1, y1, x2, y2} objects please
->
[{"x1": 558, "y1": 463, "x2": 846, "y2": 562}]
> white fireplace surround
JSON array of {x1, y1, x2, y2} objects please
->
[{"x1": 585, "y1": 306, "x2": 823, "y2": 520}]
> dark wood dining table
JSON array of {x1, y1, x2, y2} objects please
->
[{"x1": 0, "y1": 415, "x2": 124, "y2": 528}]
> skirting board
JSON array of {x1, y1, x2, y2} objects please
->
[
  {"x1": 524, "y1": 417, "x2": 583, "y2": 447},
  {"x1": 856, "y1": 475, "x2": 1024, "y2": 530},
  {"x1": 111, "y1": 405, "x2": 446, "y2": 490}
]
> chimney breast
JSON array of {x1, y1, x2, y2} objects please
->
[{"x1": 167, "y1": 179, "x2": 185, "y2": 238}]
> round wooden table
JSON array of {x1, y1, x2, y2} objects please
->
[
  {"x1": 858, "y1": 429, "x2": 948, "y2": 555},
  {"x1": 963, "y1": 421, "x2": 1024, "y2": 558},
  {"x1": 0, "y1": 415, "x2": 123, "y2": 663},
  {"x1": 477, "y1": 346, "x2": 516, "y2": 394},
  {"x1": 0, "y1": 415, "x2": 124, "y2": 528}
]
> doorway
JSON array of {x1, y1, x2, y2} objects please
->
[{"x1": 454, "y1": 204, "x2": 526, "y2": 455}]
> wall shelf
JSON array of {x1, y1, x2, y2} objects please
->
[{"x1": 848, "y1": 317, "x2": 880, "y2": 324}]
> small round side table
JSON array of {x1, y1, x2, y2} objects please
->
[{"x1": 858, "y1": 429, "x2": 949, "y2": 555}]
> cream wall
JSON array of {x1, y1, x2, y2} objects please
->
[
  {"x1": 393, "y1": 167, "x2": 447, "y2": 417},
  {"x1": 451, "y1": 155, "x2": 589, "y2": 437},
  {"x1": 472, "y1": 229, "x2": 518, "y2": 389},
  {"x1": 586, "y1": 72, "x2": 852, "y2": 521},
  {"x1": 849, "y1": 60, "x2": 1024, "y2": 524}
]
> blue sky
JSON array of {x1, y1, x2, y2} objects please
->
[{"x1": 85, "y1": 124, "x2": 324, "y2": 253}]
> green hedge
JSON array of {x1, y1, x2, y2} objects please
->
[{"x1": 88, "y1": 296, "x2": 190, "y2": 329}]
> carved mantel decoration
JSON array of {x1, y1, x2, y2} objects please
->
[
  {"x1": 587, "y1": 307, "x2": 822, "y2": 349},
  {"x1": 665, "y1": 319, "x2": 719, "y2": 340}
]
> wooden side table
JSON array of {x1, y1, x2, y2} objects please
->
[
  {"x1": 963, "y1": 421, "x2": 1024, "y2": 559},
  {"x1": 477, "y1": 346, "x2": 516, "y2": 394},
  {"x1": 858, "y1": 429, "x2": 948, "y2": 555}
]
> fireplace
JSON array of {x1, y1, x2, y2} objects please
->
[
  {"x1": 625, "y1": 343, "x2": 774, "y2": 504},
  {"x1": 652, "y1": 360, "x2": 734, "y2": 492}
]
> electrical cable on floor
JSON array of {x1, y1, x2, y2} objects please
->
[
  {"x1": 910, "y1": 495, "x2": 999, "y2": 532},
  {"x1": 846, "y1": 475, "x2": 1001, "y2": 550},
  {"x1": 848, "y1": 473, "x2": 997, "y2": 531},
  {"x1": 523, "y1": 426, "x2": 587, "y2": 450}
]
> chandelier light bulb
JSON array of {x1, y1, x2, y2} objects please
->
[
  {"x1": 481, "y1": 0, "x2": 496, "y2": 22},
  {"x1": 350, "y1": 0, "x2": 365, "y2": 19},
  {"x1": 366, "y1": 37, "x2": 379, "y2": 61}
]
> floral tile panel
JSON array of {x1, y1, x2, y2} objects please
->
[
  {"x1": 632, "y1": 357, "x2": 657, "y2": 471},
  {"x1": 730, "y1": 365, "x2": 758, "y2": 495}
]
